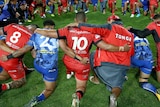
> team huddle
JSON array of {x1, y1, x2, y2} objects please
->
[{"x1": 0, "y1": 11, "x2": 160, "y2": 107}]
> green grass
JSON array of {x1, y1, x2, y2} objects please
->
[{"x1": 1, "y1": 1, "x2": 160, "y2": 107}]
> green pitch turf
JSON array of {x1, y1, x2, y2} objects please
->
[{"x1": 0, "y1": 1, "x2": 160, "y2": 107}]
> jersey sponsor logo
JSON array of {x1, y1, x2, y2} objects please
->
[
  {"x1": 115, "y1": 33, "x2": 132, "y2": 42},
  {"x1": 12, "y1": 25, "x2": 31, "y2": 36},
  {"x1": 82, "y1": 69, "x2": 90, "y2": 73},
  {"x1": 37, "y1": 50, "x2": 57, "y2": 54},
  {"x1": 74, "y1": 50, "x2": 87, "y2": 54},
  {"x1": 70, "y1": 30, "x2": 90, "y2": 34},
  {"x1": 82, "y1": 74, "x2": 88, "y2": 79},
  {"x1": 48, "y1": 69, "x2": 56, "y2": 72},
  {"x1": 8, "y1": 70, "x2": 17, "y2": 72},
  {"x1": 6, "y1": 41, "x2": 20, "y2": 49}
]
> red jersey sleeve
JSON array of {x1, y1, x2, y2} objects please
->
[
  {"x1": 79, "y1": 23, "x2": 111, "y2": 37},
  {"x1": 3, "y1": 24, "x2": 13, "y2": 34},
  {"x1": 146, "y1": 22, "x2": 156, "y2": 30},
  {"x1": 58, "y1": 27, "x2": 68, "y2": 38}
]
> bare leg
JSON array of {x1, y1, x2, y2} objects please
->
[
  {"x1": 42, "y1": 80, "x2": 56, "y2": 98},
  {"x1": 0, "y1": 69, "x2": 10, "y2": 80},
  {"x1": 156, "y1": 71, "x2": 160, "y2": 83}
]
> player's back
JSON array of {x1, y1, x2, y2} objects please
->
[
  {"x1": 4, "y1": 24, "x2": 32, "y2": 50},
  {"x1": 31, "y1": 33, "x2": 59, "y2": 69},
  {"x1": 64, "y1": 27, "x2": 96, "y2": 57}
]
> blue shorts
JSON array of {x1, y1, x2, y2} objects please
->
[
  {"x1": 68, "y1": 0, "x2": 74, "y2": 5},
  {"x1": 131, "y1": 57, "x2": 152, "y2": 74},
  {"x1": 121, "y1": 0, "x2": 128, "y2": 7},
  {"x1": 90, "y1": 52, "x2": 129, "y2": 90},
  {"x1": 140, "y1": 0, "x2": 149, "y2": 12},
  {"x1": 34, "y1": 60, "x2": 58, "y2": 82},
  {"x1": 91, "y1": 0, "x2": 98, "y2": 6}
]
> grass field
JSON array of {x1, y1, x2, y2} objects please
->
[{"x1": 0, "y1": 1, "x2": 160, "y2": 107}]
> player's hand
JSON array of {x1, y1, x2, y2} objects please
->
[
  {"x1": 0, "y1": 55, "x2": 8, "y2": 62},
  {"x1": 16, "y1": 12, "x2": 20, "y2": 18},
  {"x1": 123, "y1": 43, "x2": 131, "y2": 52},
  {"x1": 126, "y1": 26, "x2": 132, "y2": 30},
  {"x1": 80, "y1": 57, "x2": 89, "y2": 64}
]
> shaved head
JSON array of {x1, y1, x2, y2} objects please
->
[{"x1": 75, "y1": 11, "x2": 86, "y2": 23}]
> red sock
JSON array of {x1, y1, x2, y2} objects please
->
[
  {"x1": 1, "y1": 84, "x2": 8, "y2": 91},
  {"x1": 76, "y1": 91, "x2": 83, "y2": 100}
]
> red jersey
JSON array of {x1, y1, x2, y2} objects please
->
[
  {"x1": 58, "y1": 27, "x2": 101, "y2": 57},
  {"x1": 3, "y1": 24, "x2": 32, "y2": 50},
  {"x1": 79, "y1": 23, "x2": 134, "y2": 67},
  {"x1": 149, "y1": 0, "x2": 158, "y2": 8},
  {"x1": 147, "y1": 22, "x2": 160, "y2": 39},
  {"x1": 149, "y1": 0, "x2": 158, "y2": 4}
]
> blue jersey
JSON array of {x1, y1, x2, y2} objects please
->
[
  {"x1": 27, "y1": 33, "x2": 59, "y2": 70},
  {"x1": 133, "y1": 36, "x2": 152, "y2": 61}
]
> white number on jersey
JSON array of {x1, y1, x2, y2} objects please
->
[
  {"x1": 40, "y1": 36, "x2": 58, "y2": 51},
  {"x1": 72, "y1": 37, "x2": 88, "y2": 50},
  {"x1": 10, "y1": 31, "x2": 21, "y2": 43}
]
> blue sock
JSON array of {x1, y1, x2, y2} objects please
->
[{"x1": 37, "y1": 93, "x2": 45, "y2": 102}]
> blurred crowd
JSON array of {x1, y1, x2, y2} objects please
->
[{"x1": 0, "y1": 0, "x2": 159, "y2": 27}]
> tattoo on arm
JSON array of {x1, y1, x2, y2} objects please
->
[{"x1": 9, "y1": 78, "x2": 26, "y2": 89}]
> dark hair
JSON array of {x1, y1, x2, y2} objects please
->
[
  {"x1": 75, "y1": 11, "x2": 86, "y2": 22},
  {"x1": 43, "y1": 19, "x2": 55, "y2": 26},
  {"x1": 153, "y1": 14, "x2": 160, "y2": 20}
]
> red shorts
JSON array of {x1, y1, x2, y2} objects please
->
[
  {"x1": 61, "y1": 0, "x2": 68, "y2": 7},
  {"x1": 156, "y1": 43, "x2": 160, "y2": 72},
  {"x1": 0, "y1": 49, "x2": 25, "y2": 80},
  {"x1": 130, "y1": 0, "x2": 138, "y2": 3},
  {"x1": 149, "y1": 2, "x2": 158, "y2": 9},
  {"x1": 108, "y1": 0, "x2": 116, "y2": 9},
  {"x1": 63, "y1": 55, "x2": 90, "y2": 81}
]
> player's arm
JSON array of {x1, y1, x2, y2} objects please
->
[
  {"x1": 78, "y1": 23, "x2": 111, "y2": 36},
  {"x1": 128, "y1": 27, "x2": 153, "y2": 38},
  {"x1": 59, "y1": 39, "x2": 89, "y2": 64},
  {"x1": 0, "y1": 27, "x2": 4, "y2": 35},
  {"x1": 0, "y1": 45, "x2": 33, "y2": 61},
  {"x1": 95, "y1": 40, "x2": 131, "y2": 52},
  {"x1": 34, "y1": 28, "x2": 58, "y2": 38},
  {"x1": 0, "y1": 40, "x2": 15, "y2": 53}
]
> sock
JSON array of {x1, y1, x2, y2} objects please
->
[
  {"x1": 76, "y1": 91, "x2": 84, "y2": 100},
  {"x1": 37, "y1": 93, "x2": 46, "y2": 102},
  {"x1": 136, "y1": 7, "x2": 140, "y2": 14},
  {"x1": 1, "y1": 84, "x2": 10, "y2": 91}
]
